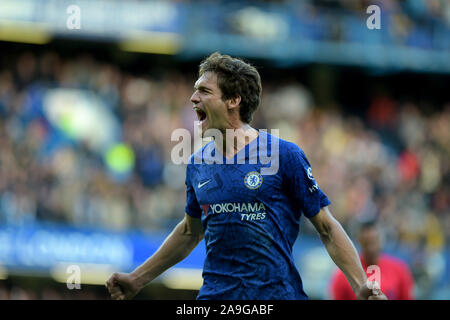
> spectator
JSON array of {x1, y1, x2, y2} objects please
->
[{"x1": 329, "y1": 220, "x2": 415, "y2": 300}]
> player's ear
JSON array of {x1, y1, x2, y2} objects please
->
[{"x1": 226, "y1": 95, "x2": 241, "y2": 111}]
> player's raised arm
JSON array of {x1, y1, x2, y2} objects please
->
[
  {"x1": 105, "y1": 213, "x2": 203, "y2": 300},
  {"x1": 309, "y1": 206, "x2": 387, "y2": 300}
]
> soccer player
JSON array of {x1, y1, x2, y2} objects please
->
[
  {"x1": 106, "y1": 52, "x2": 387, "y2": 300},
  {"x1": 329, "y1": 220, "x2": 414, "y2": 300}
]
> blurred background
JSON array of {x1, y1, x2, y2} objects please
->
[{"x1": 0, "y1": 0, "x2": 449, "y2": 300}]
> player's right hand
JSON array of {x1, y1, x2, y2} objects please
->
[{"x1": 105, "y1": 272, "x2": 140, "y2": 300}]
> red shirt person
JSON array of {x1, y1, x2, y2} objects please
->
[{"x1": 329, "y1": 221, "x2": 414, "y2": 300}]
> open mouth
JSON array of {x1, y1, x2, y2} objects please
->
[{"x1": 194, "y1": 107, "x2": 207, "y2": 122}]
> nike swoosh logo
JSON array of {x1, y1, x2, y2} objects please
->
[{"x1": 198, "y1": 180, "x2": 211, "y2": 189}]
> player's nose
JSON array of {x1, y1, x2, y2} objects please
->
[{"x1": 190, "y1": 91, "x2": 200, "y2": 104}]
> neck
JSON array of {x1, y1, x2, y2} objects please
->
[
  {"x1": 362, "y1": 254, "x2": 379, "y2": 267},
  {"x1": 215, "y1": 123, "x2": 258, "y2": 158}
]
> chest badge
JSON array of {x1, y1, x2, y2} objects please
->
[{"x1": 244, "y1": 171, "x2": 263, "y2": 190}]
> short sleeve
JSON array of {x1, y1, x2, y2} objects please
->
[
  {"x1": 283, "y1": 144, "x2": 330, "y2": 218},
  {"x1": 185, "y1": 164, "x2": 202, "y2": 218}
]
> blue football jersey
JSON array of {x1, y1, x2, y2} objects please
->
[{"x1": 185, "y1": 130, "x2": 330, "y2": 300}]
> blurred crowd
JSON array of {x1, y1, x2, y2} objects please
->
[
  {"x1": 181, "y1": 0, "x2": 450, "y2": 52},
  {"x1": 0, "y1": 49, "x2": 448, "y2": 253},
  {"x1": 302, "y1": 0, "x2": 450, "y2": 24},
  {"x1": 292, "y1": 0, "x2": 450, "y2": 50}
]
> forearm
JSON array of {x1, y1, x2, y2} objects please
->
[
  {"x1": 130, "y1": 218, "x2": 203, "y2": 289},
  {"x1": 319, "y1": 219, "x2": 367, "y2": 293}
]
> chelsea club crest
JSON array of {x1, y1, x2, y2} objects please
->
[{"x1": 244, "y1": 171, "x2": 263, "y2": 190}]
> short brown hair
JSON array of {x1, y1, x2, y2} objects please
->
[{"x1": 199, "y1": 52, "x2": 262, "y2": 124}]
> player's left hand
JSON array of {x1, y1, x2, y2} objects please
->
[
  {"x1": 356, "y1": 282, "x2": 388, "y2": 300},
  {"x1": 368, "y1": 288, "x2": 388, "y2": 300}
]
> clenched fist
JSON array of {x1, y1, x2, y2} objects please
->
[
  {"x1": 105, "y1": 272, "x2": 141, "y2": 300},
  {"x1": 356, "y1": 282, "x2": 388, "y2": 300}
]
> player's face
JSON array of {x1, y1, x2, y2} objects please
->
[{"x1": 191, "y1": 72, "x2": 229, "y2": 136}]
